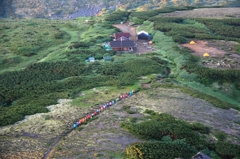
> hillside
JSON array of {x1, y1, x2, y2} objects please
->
[
  {"x1": 1, "y1": 0, "x2": 239, "y2": 19},
  {"x1": 0, "y1": 6, "x2": 240, "y2": 159}
]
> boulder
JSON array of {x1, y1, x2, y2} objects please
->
[{"x1": 192, "y1": 152, "x2": 211, "y2": 159}]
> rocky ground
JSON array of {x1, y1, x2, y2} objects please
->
[
  {"x1": 50, "y1": 101, "x2": 144, "y2": 159},
  {"x1": 3, "y1": 1, "x2": 239, "y2": 19},
  {"x1": 0, "y1": 99, "x2": 87, "y2": 159},
  {"x1": 123, "y1": 88, "x2": 240, "y2": 141},
  {"x1": 0, "y1": 86, "x2": 239, "y2": 158},
  {"x1": 162, "y1": 8, "x2": 240, "y2": 19}
]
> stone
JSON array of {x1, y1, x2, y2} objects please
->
[{"x1": 192, "y1": 152, "x2": 211, "y2": 159}]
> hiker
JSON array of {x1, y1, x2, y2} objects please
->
[
  {"x1": 112, "y1": 100, "x2": 115, "y2": 105},
  {"x1": 79, "y1": 119, "x2": 82, "y2": 125},
  {"x1": 94, "y1": 111, "x2": 97, "y2": 116},
  {"x1": 129, "y1": 90, "x2": 133, "y2": 96},
  {"x1": 73, "y1": 123, "x2": 77, "y2": 129},
  {"x1": 116, "y1": 98, "x2": 119, "y2": 103},
  {"x1": 87, "y1": 114, "x2": 91, "y2": 119},
  {"x1": 104, "y1": 103, "x2": 107, "y2": 108}
]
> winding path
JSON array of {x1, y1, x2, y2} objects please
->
[{"x1": 43, "y1": 128, "x2": 73, "y2": 159}]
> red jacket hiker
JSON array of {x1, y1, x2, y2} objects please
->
[{"x1": 86, "y1": 115, "x2": 90, "y2": 119}]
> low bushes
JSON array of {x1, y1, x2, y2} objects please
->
[
  {"x1": 215, "y1": 142, "x2": 240, "y2": 159},
  {"x1": 105, "y1": 11, "x2": 130, "y2": 24},
  {"x1": 122, "y1": 111, "x2": 209, "y2": 148},
  {"x1": 126, "y1": 140, "x2": 197, "y2": 159},
  {"x1": 181, "y1": 64, "x2": 240, "y2": 84},
  {"x1": 123, "y1": 111, "x2": 240, "y2": 159},
  {"x1": 0, "y1": 56, "x2": 168, "y2": 125}
]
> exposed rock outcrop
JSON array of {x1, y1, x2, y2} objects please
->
[
  {"x1": 192, "y1": 152, "x2": 212, "y2": 159},
  {"x1": 1, "y1": 0, "x2": 238, "y2": 19}
]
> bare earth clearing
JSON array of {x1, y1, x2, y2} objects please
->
[
  {"x1": 181, "y1": 40, "x2": 227, "y2": 57},
  {"x1": 181, "y1": 40, "x2": 240, "y2": 69},
  {"x1": 163, "y1": 8, "x2": 240, "y2": 19}
]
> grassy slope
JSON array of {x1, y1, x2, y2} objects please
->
[{"x1": 0, "y1": 18, "x2": 92, "y2": 73}]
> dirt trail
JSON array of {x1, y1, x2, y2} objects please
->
[
  {"x1": 42, "y1": 128, "x2": 73, "y2": 159},
  {"x1": 113, "y1": 23, "x2": 137, "y2": 41}
]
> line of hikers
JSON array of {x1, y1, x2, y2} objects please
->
[{"x1": 73, "y1": 90, "x2": 134, "y2": 129}]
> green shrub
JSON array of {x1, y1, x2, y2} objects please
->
[
  {"x1": 215, "y1": 132, "x2": 227, "y2": 142},
  {"x1": 177, "y1": 70, "x2": 198, "y2": 82},
  {"x1": 121, "y1": 105, "x2": 135, "y2": 114},
  {"x1": 126, "y1": 140, "x2": 197, "y2": 159},
  {"x1": 68, "y1": 41, "x2": 91, "y2": 49},
  {"x1": 44, "y1": 115, "x2": 51, "y2": 120},
  {"x1": 234, "y1": 45, "x2": 240, "y2": 54},
  {"x1": 54, "y1": 32, "x2": 64, "y2": 39},
  {"x1": 144, "y1": 109, "x2": 157, "y2": 116},
  {"x1": 215, "y1": 142, "x2": 240, "y2": 158},
  {"x1": 122, "y1": 105, "x2": 131, "y2": 111},
  {"x1": 172, "y1": 35, "x2": 188, "y2": 44},
  {"x1": 121, "y1": 116, "x2": 202, "y2": 147},
  {"x1": 76, "y1": 126, "x2": 84, "y2": 131},
  {"x1": 236, "y1": 81, "x2": 240, "y2": 90},
  {"x1": 188, "y1": 122, "x2": 209, "y2": 134},
  {"x1": 105, "y1": 11, "x2": 130, "y2": 23}
]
